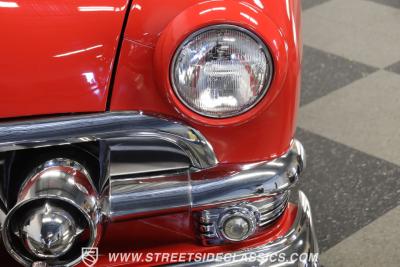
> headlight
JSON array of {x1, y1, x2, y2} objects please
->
[{"x1": 171, "y1": 25, "x2": 273, "y2": 118}]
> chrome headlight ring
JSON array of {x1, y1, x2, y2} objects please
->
[{"x1": 171, "y1": 24, "x2": 274, "y2": 118}]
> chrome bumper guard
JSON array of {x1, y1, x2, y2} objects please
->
[{"x1": 178, "y1": 191, "x2": 319, "y2": 267}]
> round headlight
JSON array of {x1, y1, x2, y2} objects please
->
[{"x1": 171, "y1": 25, "x2": 273, "y2": 118}]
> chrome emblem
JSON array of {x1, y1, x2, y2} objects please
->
[{"x1": 81, "y1": 247, "x2": 98, "y2": 267}]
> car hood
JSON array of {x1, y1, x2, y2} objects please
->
[{"x1": 0, "y1": 0, "x2": 129, "y2": 119}]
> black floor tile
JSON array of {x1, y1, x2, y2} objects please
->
[
  {"x1": 296, "y1": 128, "x2": 400, "y2": 251},
  {"x1": 367, "y1": 0, "x2": 400, "y2": 9},
  {"x1": 301, "y1": 45, "x2": 378, "y2": 106},
  {"x1": 385, "y1": 61, "x2": 400, "y2": 75}
]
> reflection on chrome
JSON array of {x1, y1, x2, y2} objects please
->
[
  {"x1": 53, "y1": 44, "x2": 103, "y2": 58},
  {"x1": 1, "y1": 159, "x2": 101, "y2": 267},
  {"x1": 179, "y1": 192, "x2": 319, "y2": 267},
  {"x1": 108, "y1": 139, "x2": 304, "y2": 221},
  {"x1": 0, "y1": 112, "x2": 218, "y2": 169},
  {"x1": 17, "y1": 202, "x2": 82, "y2": 258},
  {"x1": 197, "y1": 192, "x2": 289, "y2": 245},
  {"x1": 0, "y1": 110, "x2": 317, "y2": 266}
]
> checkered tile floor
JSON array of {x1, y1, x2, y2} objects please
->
[{"x1": 298, "y1": 0, "x2": 400, "y2": 266}]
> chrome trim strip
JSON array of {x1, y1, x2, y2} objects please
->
[
  {"x1": 258, "y1": 194, "x2": 289, "y2": 226},
  {"x1": 0, "y1": 112, "x2": 218, "y2": 169},
  {"x1": 108, "y1": 139, "x2": 305, "y2": 221},
  {"x1": 257, "y1": 192, "x2": 289, "y2": 214},
  {"x1": 176, "y1": 191, "x2": 319, "y2": 267}
]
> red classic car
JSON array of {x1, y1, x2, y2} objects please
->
[{"x1": 0, "y1": 0, "x2": 318, "y2": 266}]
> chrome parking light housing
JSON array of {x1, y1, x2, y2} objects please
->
[
  {"x1": 179, "y1": 192, "x2": 320, "y2": 267},
  {"x1": 196, "y1": 192, "x2": 289, "y2": 245},
  {"x1": 218, "y1": 206, "x2": 258, "y2": 242}
]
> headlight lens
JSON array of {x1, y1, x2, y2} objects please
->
[{"x1": 171, "y1": 25, "x2": 273, "y2": 118}]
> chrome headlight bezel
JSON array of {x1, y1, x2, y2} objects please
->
[{"x1": 170, "y1": 24, "x2": 274, "y2": 119}]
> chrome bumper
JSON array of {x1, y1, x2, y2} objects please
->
[
  {"x1": 0, "y1": 112, "x2": 318, "y2": 266},
  {"x1": 178, "y1": 191, "x2": 319, "y2": 267},
  {"x1": 108, "y1": 139, "x2": 304, "y2": 221},
  {"x1": 0, "y1": 111, "x2": 306, "y2": 223}
]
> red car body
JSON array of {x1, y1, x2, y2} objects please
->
[
  {"x1": 0, "y1": 1, "x2": 317, "y2": 267},
  {"x1": 0, "y1": 0, "x2": 301, "y2": 163}
]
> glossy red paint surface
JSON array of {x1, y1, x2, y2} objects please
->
[
  {"x1": 154, "y1": 2, "x2": 288, "y2": 127},
  {"x1": 0, "y1": 0, "x2": 129, "y2": 119},
  {"x1": 110, "y1": 0, "x2": 302, "y2": 163}
]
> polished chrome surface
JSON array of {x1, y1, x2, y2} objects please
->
[
  {"x1": 32, "y1": 262, "x2": 48, "y2": 267},
  {"x1": 0, "y1": 156, "x2": 5, "y2": 207},
  {"x1": 196, "y1": 192, "x2": 289, "y2": 245},
  {"x1": 0, "y1": 203, "x2": 5, "y2": 232},
  {"x1": 0, "y1": 111, "x2": 311, "y2": 266},
  {"x1": 256, "y1": 192, "x2": 289, "y2": 226},
  {"x1": 177, "y1": 191, "x2": 320, "y2": 267},
  {"x1": 2, "y1": 159, "x2": 101, "y2": 267},
  {"x1": 0, "y1": 111, "x2": 218, "y2": 169},
  {"x1": 17, "y1": 159, "x2": 98, "y2": 218},
  {"x1": 107, "y1": 137, "x2": 190, "y2": 177},
  {"x1": 191, "y1": 139, "x2": 303, "y2": 207},
  {"x1": 107, "y1": 171, "x2": 190, "y2": 220},
  {"x1": 218, "y1": 207, "x2": 257, "y2": 242},
  {"x1": 108, "y1": 139, "x2": 304, "y2": 221},
  {"x1": 17, "y1": 203, "x2": 82, "y2": 258}
]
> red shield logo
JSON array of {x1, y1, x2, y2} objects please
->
[{"x1": 82, "y1": 247, "x2": 98, "y2": 267}]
